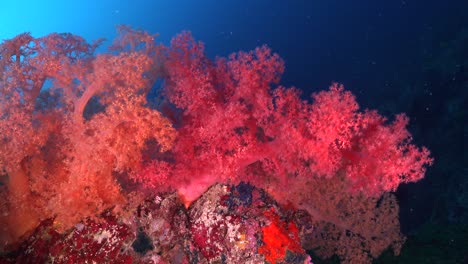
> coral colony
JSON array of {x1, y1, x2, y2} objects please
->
[{"x1": 0, "y1": 26, "x2": 432, "y2": 263}]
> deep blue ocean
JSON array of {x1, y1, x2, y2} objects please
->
[{"x1": 1, "y1": 0, "x2": 467, "y2": 262}]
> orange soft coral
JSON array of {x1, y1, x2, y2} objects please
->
[{"x1": 0, "y1": 28, "x2": 176, "y2": 247}]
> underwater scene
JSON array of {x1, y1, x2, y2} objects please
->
[{"x1": 0, "y1": 1, "x2": 466, "y2": 263}]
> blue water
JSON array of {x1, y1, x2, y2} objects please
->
[{"x1": 1, "y1": 0, "x2": 465, "y2": 98}]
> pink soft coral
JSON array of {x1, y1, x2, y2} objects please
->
[
  {"x1": 157, "y1": 31, "x2": 432, "y2": 262},
  {"x1": 308, "y1": 84, "x2": 433, "y2": 196},
  {"x1": 160, "y1": 32, "x2": 432, "y2": 201}
]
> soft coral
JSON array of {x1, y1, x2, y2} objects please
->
[
  {"x1": 0, "y1": 29, "x2": 176, "y2": 246},
  {"x1": 157, "y1": 31, "x2": 432, "y2": 263},
  {"x1": 161, "y1": 32, "x2": 432, "y2": 201}
]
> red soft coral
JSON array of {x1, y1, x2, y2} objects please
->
[{"x1": 258, "y1": 208, "x2": 304, "y2": 263}]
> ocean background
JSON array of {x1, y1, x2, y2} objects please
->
[{"x1": 1, "y1": 0, "x2": 467, "y2": 262}]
